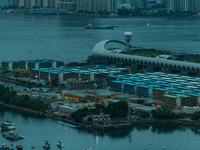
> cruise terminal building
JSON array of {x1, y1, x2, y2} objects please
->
[{"x1": 87, "y1": 32, "x2": 200, "y2": 76}]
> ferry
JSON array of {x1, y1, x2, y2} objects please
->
[{"x1": 85, "y1": 24, "x2": 114, "y2": 30}]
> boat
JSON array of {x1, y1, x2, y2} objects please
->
[
  {"x1": 16, "y1": 144, "x2": 23, "y2": 150},
  {"x1": 0, "y1": 144, "x2": 10, "y2": 150},
  {"x1": 85, "y1": 24, "x2": 114, "y2": 30},
  {"x1": 2, "y1": 132, "x2": 25, "y2": 141},
  {"x1": 83, "y1": 147, "x2": 92, "y2": 150},
  {"x1": 42, "y1": 140, "x2": 50, "y2": 150},
  {"x1": 0, "y1": 119, "x2": 15, "y2": 131},
  {"x1": 57, "y1": 141, "x2": 64, "y2": 148}
]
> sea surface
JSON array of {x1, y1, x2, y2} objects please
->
[
  {"x1": 1, "y1": 107, "x2": 200, "y2": 150},
  {"x1": 0, "y1": 14, "x2": 200, "y2": 63},
  {"x1": 0, "y1": 14, "x2": 200, "y2": 150}
]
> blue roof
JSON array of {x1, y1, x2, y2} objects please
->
[
  {"x1": 164, "y1": 95, "x2": 177, "y2": 98},
  {"x1": 174, "y1": 94, "x2": 190, "y2": 98},
  {"x1": 51, "y1": 72, "x2": 60, "y2": 74},
  {"x1": 41, "y1": 70, "x2": 50, "y2": 73},
  {"x1": 154, "y1": 88, "x2": 166, "y2": 91},
  {"x1": 81, "y1": 73, "x2": 91, "y2": 75},
  {"x1": 191, "y1": 89, "x2": 200, "y2": 92},
  {"x1": 170, "y1": 91, "x2": 182, "y2": 94},
  {"x1": 112, "y1": 81, "x2": 122, "y2": 84},
  {"x1": 107, "y1": 75, "x2": 117, "y2": 78},
  {"x1": 62, "y1": 72, "x2": 70, "y2": 74},
  {"x1": 124, "y1": 83, "x2": 135, "y2": 86},
  {"x1": 94, "y1": 72, "x2": 102, "y2": 75},
  {"x1": 31, "y1": 68, "x2": 40, "y2": 71},
  {"x1": 138, "y1": 85, "x2": 149, "y2": 88},
  {"x1": 186, "y1": 93, "x2": 199, "y2": 97},
  {"x1": 160, "y1": 84, "x2": 171, "y2": 87}
]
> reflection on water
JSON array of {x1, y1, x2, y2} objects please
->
[
  {"x1": 151, "y1": 124, "x2": 186, "y2": 134},
  {"x1": 1, "y1": 108, "x2": 200, "y2": 150}
]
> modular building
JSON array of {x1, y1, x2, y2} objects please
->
[
  {"x1": 137, "y1": 85, "x2": 152, "y2": 98},
  {"x1": 40, "y1": 69, "x2": 50, "y2": 81},
  {"x1": 50, "y1": 71, "x2": 60, "y2": 81},
  {"x1": 110, "y1": 81, "x2": 123, "y2": 93},
  {"x1": 163, "y1": 95, "x2": 179, "y2": 108},
  {"x1": 30, "y1": 68, "x2": 40, "y2": 80},
  {"x1": 124, "y1": 83, "x2": 135, "y2": 94},
  {"x1": 186, "y1": 93, "x2": 200, "y2": 106}
]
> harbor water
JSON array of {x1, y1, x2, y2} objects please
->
[
  {"x1": 0, "y1": 14, "x2": 200, "y2": 63},
  {"x1": 0, "y1": 14, "x2": 200, "y2": 149},
  {"x1": 1, "y1": 107, "x2": 200, "y2": 150}
]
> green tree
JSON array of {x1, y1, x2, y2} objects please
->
[
  {"x1": 191, "y1": 111, "x2": 200, "y2": 121},
  {"x1": 105, "y1": 101, "x2": 128, "y2": 118}
]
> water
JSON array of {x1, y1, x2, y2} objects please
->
[
  {"x1": 1, "y1": 108, "x2": 200, "y2": 150},
  {"x1": 0, "y1": 14, "x2": 200, "y2": 63},
  {"x1": 1, "y1": 14, "x2": 200, "y2": 149}
]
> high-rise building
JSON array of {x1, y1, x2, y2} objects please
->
[
  {"x1": 48, "y1": 0, "x2": 57, "y2": 8},
  {"x1": 76, "y1": 0, "x2": 118, "y2": 13},
  {"x1": 35, "y1": 0, "x2": 42, "y2": 8},
  {"x1": 167, "y1": 0, "x2": 200, "y2": 12}
]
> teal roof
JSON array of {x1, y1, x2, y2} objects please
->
[
  {"x1": 154, "y1": 88, "x2": 166, "y2": 91},
  {"x1": 186, "y1": 93, "x2": 199, "y2": 97},
  {"x1": 164, "y1": 95, "x2": 177, "y2": 98},
  {"x1": 174, "y1": 94, "x2": 190, "y2": 98},
  {"x1": 124, "y1": 83, "x2": 135, "y2": 86}
]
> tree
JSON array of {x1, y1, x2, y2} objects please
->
[
  {"x1": 105, "y1": 101, "x2": 128, "y2": 118},
  {"x1": 191, "y1": 111, "x2": 200, "y2": 121},
  {"x1": 134, "y1": 110, "x2": 150, "y2": 118},
  {"x1": 151, "y1": 108, "x2": 181, "y2": 119}
]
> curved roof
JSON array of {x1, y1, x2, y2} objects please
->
[{"x1": 93, "y1": 40, "x2": 200, "y2": 71}]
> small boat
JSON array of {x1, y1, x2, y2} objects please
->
[
  {"x1": 0, "y1": 119, "x2": 15, "y2": 131},
  {"x1": 2, "y1": 132, "x2": 25, "y2": 141},
  {"x1": 83, "y1": 147, "x2": 92, "y2": 150},
  {"x1": 16, "y1": 144, "x2": 23, "y2": 150},
  {"x1": 85, "y1": 24, "x2": 114, "y2": 30},
  {"x1": 0, "y1": 144, "x2": 10, "y2": 150},
  {"x1": 31, "y1": 146, "x2": 35, "y2": 149},
  {"x1": 42, "y1": 140, "x2": 50, "y2": 150},
  {"x1": 57, "y1": 141, "x2": 64, "y2": 148}
]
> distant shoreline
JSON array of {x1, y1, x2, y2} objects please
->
[{"x1": 0, "y1": 11, "x2": 199, "y2": 19}]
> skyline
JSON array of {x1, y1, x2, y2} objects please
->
[{"x1": 0, "y1": 0, "x2": 200, "y2": 13}]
